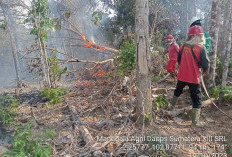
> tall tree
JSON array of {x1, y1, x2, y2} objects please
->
[
  {"x1": 206, "y1": 0, "x2": 222, "y2": 89},
  {"x1": 220, "y1": 0, "x2": 232, "y2": 100},
  {"x1": 0, "y1": 0, "x2": 21, "y2": 88},
  {"x1": 218, "y1": 0, "x2": 232, "y2": 59},
  {"x1": 27, "y1": 0, "x2": 52, "y2": 88},
  {"x1": 180, "y1": 0, "x2": 185, "y2": 38},
  {"x1": 135, "y1": 0, "x2": 152, "y2": 126},
  {"x1": 194, "y1": 0, "x2": 197, "y2": 16},
  {"x1": 179, "y1": 0, "x2": 190, "y2": 39},
  {"x1": 186, "y1": 0, "x2": 189, "y2": 38}
]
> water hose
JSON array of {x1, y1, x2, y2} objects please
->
[{"x1": 200, "y1": 74, "x2": 232, "y2": 120}]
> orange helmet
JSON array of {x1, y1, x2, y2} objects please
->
[
  {"x1": 188, "y1": 25, "x2": 204, "y2": 36},
  {"x1": 166, "y1": 35, "x2": 174, "y2": 40}
]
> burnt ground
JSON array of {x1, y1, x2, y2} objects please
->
[{"x1": 0, "y1": 76, "x2": 231, "y2": 157}]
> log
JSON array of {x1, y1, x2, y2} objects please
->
[
  {"x1": 104, "y1": 46, "x2": 119, "y2": 53},
  {"x1": 202, "y1": 98, "x2": 215, "y2": 107},
  {"x1": 79, "y1": 126, "x2": 95, "y2": 146},
  {"x1": 79, "y1": 127, "x2": 124, "y2": 156},
  {"x1": 66, "y1": 101, "x2": 82, "y2": 125},
  {"x1": 93, "y1": 151, "x2": 104, "y2": 157},
  {"x1": 163, "y1": 98, "x2": 215, "y2": 117},
  {"x1": 156, "y1": 73, "x2": 170, "y2": 83},
  {"x1": 66, "y1": 100, "x2": 107, "y2": 157},
  {"x1": 152, "y1": 88, "x2": 168, "y2": 94},
  {"x1": 164, "y1": 108, "x2": 186, "y2": 117},
  {"x1": 15, "y1": 88, "x2": 20, "y2": 100}
]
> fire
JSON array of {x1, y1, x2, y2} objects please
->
[
  {"x1": 81, "y1": 35, "x2": 86, "y2": 41},
  {"x1": 77, "y1": 79, "x2": 95, "y2": 87},
  {"x1": 92, "y1": 69, "x2": 108, "y2": 77},
  {"x1": 81, "y1": 34, "x2": 107, "y2": 51},
  {"x1": 83, "y1": 41, "x2": 94, "y2": 48},
  {"x1": 84, "y1": 81, "x2": 95, "y2": 87},
  {"x1": 98, "y1": 79, "x2": 105, "y2": 84},
  {"x1": 99, "y1": 47, "x2": 106, "y2": 51}
]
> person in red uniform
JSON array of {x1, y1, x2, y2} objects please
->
[
  {"x1": 166, "y1": 35, "x2": 179, "y2": 81},
  {"x1": 169, "y1": 26, "x2": 209, "y2": 127}
]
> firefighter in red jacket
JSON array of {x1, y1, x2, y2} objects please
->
[
  {"x1": 166, "y1": 35, "x2": 179, "y2": 81},
  {"x1": 169, "y1": 26, "x2": 209, "y2": 126}
]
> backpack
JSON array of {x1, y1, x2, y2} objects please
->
[{"x1": 180, "y1": 43, "x2": 202, "y2": 68}]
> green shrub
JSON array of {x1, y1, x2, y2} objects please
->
[
  {"x1": 152, "y1": 76, "x2": 162, "y2": 82},
  {"x1": 155, "y1": 46, "x2": 165, "y2": 54},
  {"x1": 210, "y1": 86, "x2": 232, "y2": 102},
  {"x1": 216, "y1": 57, "x2": 223, "y2": 75},
  {"x1": 149, "y1": 134, "x2": 164, "y2": 150},
  {"x1": 0, "y1": 95, "x2": 19, "y2": 125},
  {"x1": 144, "y1": 113, "x2": 153, "y2": 124},
  {"x1": 116, "y1": 36, "x2": 136, "y2": 76},
  {"x1": 216, "y1": 56, "x2": 232, "y2": 77},
  {"x1": 49, "y1": 50, "x2": 67, "y2": 88},
  {"x1": 40, "y1": 87, "x2": 69, "y2": 105},
  {"x1": 229, "y1": 56, "x2": 232, "y2": 77},
  {"x1": 147, "y1": 134, "x2": 167, "y2": 156},
  {"x1": 3, "y1": 122, "x2": 55, "y2": 157},
  {"x1": 152, "y1": 94, "x2": 169, "y2": 110},
  {"x1": 227, "y1": 141, "x2": 232, "y2": 154}
]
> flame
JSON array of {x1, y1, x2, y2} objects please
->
[
  {"x1": 81, "y1": 34, "x2": 107, "y2": 51},
  {"x1": 83, "y1": 41, "x2": 94, "y2": 48},
  {"x1": 98, "y1": 79, "x2": 105, "y2": 84},
  {"x1": 81, "y1": 35, "x2": 86, "y2": 41},
  {"x1": 84, "y1": 81, "x2": 95, "y2": 87},
  {"x1": 92, "y1": 69, "x2": 108, "y2": 77},
  {"x1": 99, "y1": 47, "x2": 106, "y2": 51},
  {"x1": 77, "y1": 79, "x2": 95, "y2": 87}
]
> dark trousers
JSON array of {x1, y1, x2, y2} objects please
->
[{"x1": 174, "y1": 80, "x2": 202, "y2": 108}]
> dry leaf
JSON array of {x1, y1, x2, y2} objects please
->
[
  {"x1": 107, "y1": 142, "x2": 114, "y2": 152},
  {"x1": 93, "y1": 117, "x2": 99, "y2": 121}
]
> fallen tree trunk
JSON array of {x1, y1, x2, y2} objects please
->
[
  {"x1": 163, "y1": 98, "x2": 215, "y2": 117},
  {"x1": 65, "y1": 100, "x2": 111, "y2": 157},
  {"x1": 157, "y1": 73, "x2": 170, "y2": 83},
  {"x1": 79, "y1": 126, "x2": 95, "y2": 146}
]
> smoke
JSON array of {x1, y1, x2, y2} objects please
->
[
  {"x1": 0, "y1": 0, "x2": 36, "y2": 89},
  {"x1": 0, "y1": 0, "x2": 116, "y2": 89},
  {"x1": 49, "y1": 0, "x2": 114, "y2": 61}
]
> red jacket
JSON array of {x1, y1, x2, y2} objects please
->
[
  {"x1": 168, "y1": 43, "x2": 179, "y2": 61},
  {"x1": 177, "y1": 44, "x2": 209, "y2": 84}
]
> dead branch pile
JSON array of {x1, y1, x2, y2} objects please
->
[{"x1": 15, "y1": 76, "x2": 153, "y2": 157}]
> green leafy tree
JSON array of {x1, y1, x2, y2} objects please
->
[
  {"x1": 116, "y1": 36, "x2": 136, "y2": 76},
  {"x1": 25, "y1": 0, "x2": 66, "y2": 88},
  {"x1": 91, "y1": 11, "x2": 103, "y2": 26},
  {"x1": 104, "y1": 0, "x2": 135, "y2": 34},
  {"x1": 115, "y1": 0, "x2": 135, "y2": 30},
  {"x1": 25, "y1": 0, "x2": 53, "y2": 87},
  {"x1": 49, "y1": 50, "x2": 67, "y2": 88}
]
